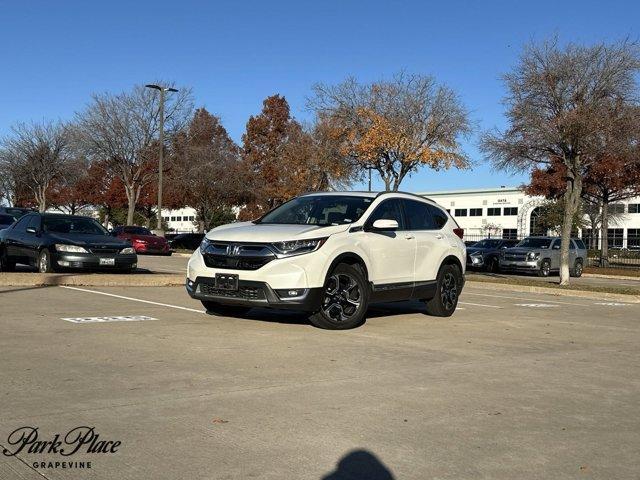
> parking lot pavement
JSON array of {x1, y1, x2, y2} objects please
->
[
  {"x1": 1, "y1": 284, "x2": 639, "y2": 479},
  {"x1": 467, "y1": 269, "x2": 640, "y2": 290},
  {"x1": 136, "y1": 253, "x2": 190, "y2": 274}
]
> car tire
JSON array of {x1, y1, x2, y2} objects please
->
[
  {"x1": 424, "y1": 263, "x2": 462, "y2": 317},
  {"x1": 201, "y1": 301, "x2": 251, "y2": 317},
  {"x1": 0, "y1": 248, "x2": 16, "y2": 272},
  {"x1": 486, "y1": 257, "x2": 500, "y2": 273},
  {"x1": 308, "y1": 263, "x2": 369, "y2": 330},
  {"x1": 571, "y1": 260, "x2": 583, "y2": 278},
  {"x1": 38, "y1": 249, "x2": 56, "y2": 273},
  {"x1": 537, "y1": 259, "x2": 551, "y2": 277}
]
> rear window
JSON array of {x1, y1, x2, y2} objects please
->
[{"x1": 516, "y1": 237, "x2": 552, "y2": 249}]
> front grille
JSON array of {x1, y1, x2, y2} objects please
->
[
  {"x1": 202, "y1": 242, "x2": 275, "y2": 271},
  {"x1": 503, "y1": 252, "x2": 527, "y2": 261},
  {"x1": 89, "y1": 248, "x2": 120, "y2": 254},
  {"x1": 199, "y1": 283, "x2": 265, "y2": 300}
]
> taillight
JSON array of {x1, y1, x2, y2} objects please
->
[{"x1": 453, "y1": 228, "x2": 464, "y2": 239}]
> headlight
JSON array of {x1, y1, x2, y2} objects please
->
[
  {"x1": 200, "y1": 237, "x2": 211, "y2": 254},
  {"x1": 120, "y1": 247, "x2": 135, "y2": 254},
  {"x1": 55, "y1": 244, "x2": 88, "y2": 253},
  {"x1": 527, "y1": 252, "x2": 540, "y2": 261},
  {"x1": 270, "y1": 238, "x2": 327, "y2": 257},
  {"x1": 470, "y1": 253, "x2": 483, "y2": 264}
]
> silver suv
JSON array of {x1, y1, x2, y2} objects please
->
[{"x1": 499, "y1": 236, "x2": 587, "y2": 277}]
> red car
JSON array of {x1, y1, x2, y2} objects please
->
[{"x1": 112, "y1": 226, "x2": 171, "y2": 255}]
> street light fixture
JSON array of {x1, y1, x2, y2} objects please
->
[{"x1": 145, "y1": 84, "x2": 178, "y2": 237}]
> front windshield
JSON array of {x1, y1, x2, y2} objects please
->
[
  {"x1": 474, "y1": 239, "x2": 501, "y2": 249},
  {"x1": 516, "y1": 237, "x2": 552, "y2": 249},
  {"x1": 43, "y1": 217, "x2": 109, "y2": 235},
  {"x1": 258, "y1": 195, "x2": 374, "y2": 226}
]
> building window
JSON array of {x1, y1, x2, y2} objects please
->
[
  {"x1": 469, "y1": 208, "x2": 482, "y2": 217},
  {"x1": 628, "y1": 229, "x2": 640, "y2": 249},
  {"x1": 607, "y1": 228, "x2": 624, "y2": 249},
  {"x1": 487, "y1": 207, "x2": 501, "y2": 216},
  {"x1": 502, "y1": 229, "x2": 517, "y2": 239},
  {"x1": 503, "y1": 207, "x2": 518, "y2": 216},
  {"x1": 628, "y1": 204, "x2": 639, "y2": 214},
  {"x1": 170, "y1": 216, "x2": 176, "y2": 221},
  {"x1": 189, "y1": 216, "x2": 195, "y2": 221},
  {"x1": 610, "y1": 203, "x2": 625, "y2": 214},
  {"x1": 454, "y1": 208, "x2": 467, "y2": 217}
]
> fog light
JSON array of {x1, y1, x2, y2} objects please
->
[
  {"x1": 58, "y1": 260, "x2": 70, "y2": 267},
  {"x1": 275, "y1": 288, "x2": 307, "y2": 299},
  {"x1": 288, "y1": 290, "x2": 300, "y2": 296}
]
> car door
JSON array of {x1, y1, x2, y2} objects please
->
[
  {"x1": 401, "y1": 199, "x2": 446, "y2": 283},
  {"x1": 569, "y1": 239, "x2": 578, "y2": 266},
  {"x1": 550, "y1": 239, "x2": 562, "y2": 270},
  {"x1": 363, "y1": 198, "x2": 416, "y2": 286},
  {"x1": 23, "y1": 214, "x2": 42, "y2": 264}
]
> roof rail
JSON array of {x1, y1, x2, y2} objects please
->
[{"x1": 375, "y1": 190, "x2": 436, "y2": 203}]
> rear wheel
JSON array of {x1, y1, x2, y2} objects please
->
[
  {"x1": 571, "y1": 260, "x2": 583, "y2": 278},
  {"x1": 537, "y1": 259, "x2": 551, "y2": 277},
  {"x1": 425, "y1": 264, "x2": 462, "y2": 317},
  {"x1": 308, "y1": 263, "x2": 369, "y2": 330},
  {"x1": 486, "y1": 257, "x2": 500, "y2": 273},
  {"x1": 38, "y1": 249, "x2": 56, "y2": 273},
  {"x1": 201, "y1": 301, "x2": 251, "y2": 317}
]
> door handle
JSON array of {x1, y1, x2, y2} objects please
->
[
  {"x1": 435, "y1": 234, "x2": 443, "y2": 239},
  {"x1": 405, "y1": 235, "x2": 415, "y2": 240}
]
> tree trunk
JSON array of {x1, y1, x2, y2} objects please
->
[
  {"x1": 37, "y1": 185, "x2": 47, "y2": 213},
  {"x1": 599, "y1": 199, "x2": 609, "y2": 267},
  {"x1": 125, "y1": 185, "x2": 136, "y2": 225},
  {"x1": 559, "y1": 175, "x2": 582, "y2": 286}
]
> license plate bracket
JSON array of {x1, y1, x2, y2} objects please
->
[
  {"x1": 99, "y1": 258, "x2": 116, "y2": 266},
  {"x1": 215, "y1": 273, "x2": 239, "y2": 291}
]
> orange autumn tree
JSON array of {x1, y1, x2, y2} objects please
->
[{"x1": 309, "y1": 73, "x2": 471, "y2": 190}]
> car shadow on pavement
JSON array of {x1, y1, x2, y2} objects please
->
[
  {"x1": 322, "y1": 449, "x2": 394, "y2": 480},
  {"x1": 0, "y1": 285, "x2": 55, "y2": 295}
]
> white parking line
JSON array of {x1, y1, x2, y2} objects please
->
[
  {"x1": 60, "y1": 286, "x2": 205, "y2": 314},
  {"x1": 458, "y1": 301, "x2": 502, "y2": 309}
]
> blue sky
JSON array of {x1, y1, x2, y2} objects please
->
[{"x1": 1, "y1": 0, "x2": 637, "y2": 192}]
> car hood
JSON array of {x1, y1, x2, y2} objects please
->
[
  {"x1": 48, "y1": 233, "x2": 131, "y2": 248},
  {"x1": 205, "y1": 222, "x2": 351, "y2": 242},
  {"x1": 504, "y1": 247, "x2": 542, "y2": 254},
  {"x1": 467, "y1": 247, "x2": 490, "y2": 255}
]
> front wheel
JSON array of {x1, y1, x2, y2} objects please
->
[
  {"x1": 201, "y1": 301, "x2": 251, "y2": 317},
  {"x1": 424, "y1": 264, "x2": 462, "y2": 317},
  {"x1": 571, "y1": 260, "x2": 583, "y2": 278},
  {"x1": 38, "y1": 249, "x2": 56, "y2": 273},
  {"x1": 308, "y1": 263, "x2": 369, "y2": 329},
  {"x1": 537, "y1": 259, "x2": 551, "y2": 277},
  {"x1": 486, "y1": 257, "x2": 500, "y2": 273}
]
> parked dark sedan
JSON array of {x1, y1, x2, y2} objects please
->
[
  {"x1": 167, "y1": 232, "x2": 205, "y2": 251},
  {"x1": 0, "y1": 213, "x2": 137, "y2": 273},
  {"x1": 0, "y1": 214, "x2": 16, "y2": 231},
  {"x1": 466, "y1": 238, "x2": 520, "y2": 272}
]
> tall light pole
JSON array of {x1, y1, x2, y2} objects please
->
[{"x1": 145, "y1": 84, "x2": 178, "y2": 236}]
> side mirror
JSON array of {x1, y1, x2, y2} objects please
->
[
  {"x1": 26, "y1": 227, "x2": 37, "y2": 234},
  {"x1": 371, "y1": 219, "x2": 399, "y2": 231}
]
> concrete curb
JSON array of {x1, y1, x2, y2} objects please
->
[
  {"x1": 583, "y1": 273, "x2": 640, "y2": 281},
  {"x1": 0, "y1": 272, "x2": 185, "y2": 287},
  {"x1": 466, "y1": 279, "x2": 640, "y2": 303}
]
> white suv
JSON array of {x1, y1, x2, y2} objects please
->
[{"x1": 186, "y1": 192, "x2": 466, "y2": 329}]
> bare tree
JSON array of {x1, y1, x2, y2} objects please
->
[
  {"x1": 309, "y1": 72, "x2": 471, "y2": 190},
  {"x1": 74, "y1": 83, "x2": 193, "y2": 225},
  {"x1": 0, "y1": 120, "x2": 73, "y2": 212},
  {"x1": 482, "y1": 39, "x2": 640, "y2": 285}
]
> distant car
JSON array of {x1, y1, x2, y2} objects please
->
[
  {"x1": 0, "y1": 214, "x2": 16, "y2": 231},
  {"x1": 0, "y1": 213, "x2": 137, "y2": 273},
  {"x1": 466, "y1": 238, "x2": 520, "y2": 272},
  {"x1": 112, "y1": 226, "x2": 171, "y2": 255},
  {"x1": 0, "y1": 206, "x2": 34, "y2": 219},
  {"x1": 168, "y1": 233, "x2": 205, "y2": 251},
  {"x1": 499, "y1": 236, "x2": 587, "y2": 277},
  {"x1": 464, "y1": 240, "x2": 477, "y2": 247}
]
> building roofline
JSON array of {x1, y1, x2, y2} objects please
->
[{"x1": 414, "y1": 186, "x2": 523, "y2": 196}]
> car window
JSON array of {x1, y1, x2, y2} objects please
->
[
  {"x1": 43, "y1": 217, "x2": 109, "y2": 235},
  {"x1": 12, "y1": 215, "x2": 32, "y2": 232},
  {"x1": 259, "y1": 195, "x2": 374, "y2": 225},
  {"x1": 569, "y1": 240, "x2": 576, "y2": 250},
  {"x1": 552, "y1": 239, "x2": 561, "y2": 250},
  {"x1": 574, "y1": 239, "x2": 586, "y2": 250},
  {"x1": 366, "y1": 199, "x2": 405, "y2": 229},
  {"x1": 516, "y1": 238, "x2": 552, "y2": 249},
  {"x1": 27, "y1": 215, "x2": 41, "y2": 231},
  {"x1": 402, "y1": 199, "x2": 436, "y2": 230},
  {"x1": 474, "y1": 239, "x2": 502, "y2": 249},
  {"x1": 429, "y1": 205, "x2": 448, "y2": 229},
  {"x1": 0, "y1": 214, "x2": 15, "y2": 225}
]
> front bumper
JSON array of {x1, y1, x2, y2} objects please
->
[
  {"x1": 53, "y1": 252, "x2": 138, "y2": 270},
  {"x1": 186, "y1": 276, "x2": 324, "y2": 311},
  {"x1": 134, "y1": 243, "x2": 170, "y2": 254},
  {"x1": 498, "y1": 259, "x2": 540, "y2": 271}
]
